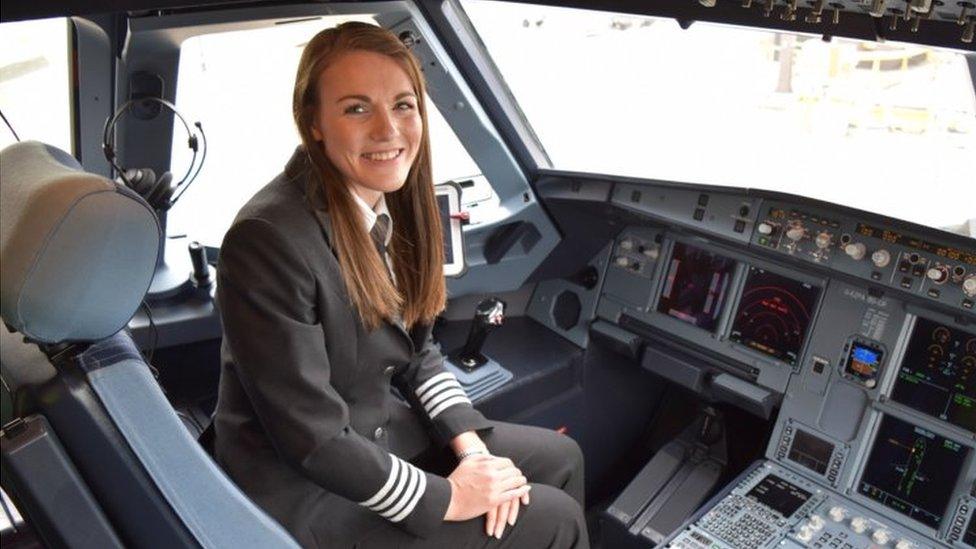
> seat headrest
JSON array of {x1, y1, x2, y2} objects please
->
[{"x1": 0, "y1": 141, "x2": 161, "y2": 344}]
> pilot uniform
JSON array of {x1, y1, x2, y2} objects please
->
[{"x1": 214, "y1": 147, "x2": 588, "y2": 548}]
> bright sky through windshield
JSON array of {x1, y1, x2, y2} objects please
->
[{"x1": 462, "y1": 1, "x2": 976, "y2": 236}]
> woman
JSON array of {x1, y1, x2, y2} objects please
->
[{"x1": 214, "y1": 21, "x2": 588, "y2": 548}]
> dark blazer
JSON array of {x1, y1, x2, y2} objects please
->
[{"x1": 214, "y1": 148, "x2": 491, "y2": 546}]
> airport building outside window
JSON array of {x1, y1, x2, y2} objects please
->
[
  {"x1": 167, "y1": 16, "x2": 482, "y2": 246},
  {"x1": 461, "y1": 1, "x2": 976, "y2": 236},
  {"x1": 0, "y1": 18, "x2": 73, "y2": 153}
]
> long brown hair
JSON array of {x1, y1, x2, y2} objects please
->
[{"x1": 293, "y1": 21, "x2": 445, "y2": 331}]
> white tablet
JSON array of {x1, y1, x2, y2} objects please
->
[{"x1": 435, "y1": 183, "x2": 466, "y2": 277}]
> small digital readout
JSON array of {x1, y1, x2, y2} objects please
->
[
  {"x1": 746, "y1": 474, "x2": 812, "y2": 518},
  {"x1": 728, "y1": 267, "x2": 821, "y2": 366},
  {"x1": 788, "y1": 429, "x2": 835, "y2": 475},
  {"x1": 844, "y1": 340, "x2": 884, "y2": 388},
  {"x1": 656, "y1": 242, "x2": 736, "y2": 332},
  {"x1": 858, "y1": 415, "x2": 968, "y2": 530}
]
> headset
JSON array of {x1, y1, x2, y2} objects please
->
[{"x1": 101, "y1": 96, "x2": 207, "y2": 211}]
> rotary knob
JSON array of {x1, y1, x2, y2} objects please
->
[
  {"x1": 895, "y1": 539, "x2": 915, "y2": 549},
  {"x1": 809, "y1": 515, "x2": 825, "y2": 531},
  {"x1": 815, "y1": 231, "x2": 833, "y2": 249},
  {"x1": 926, "y1": 265, "x2": 949, "y2": 284},
  {"x1": 850, "y1": 516, "x2": 868, "y2": 534},
  {"x1": 845, "y1": 242, "x2": 867, "y2": 260},
  {"x1": 828, "y1": 505, "x2": 846, "y2": 522},
  {"x1": 871, "y1": 249, "x2": 892, "y2": 268},
  {"x1": 786, "y1": 224, "x2": 805, "y2": 242},
  {"x1": 963, "y1": 275, "x2": 976, "y2": 298},
  {"x1": 758, "y1": 222, "x2": 774, "y2": 235},
  {"x1": 872, "y1": 529, "x2": 891, "y2": 545}
]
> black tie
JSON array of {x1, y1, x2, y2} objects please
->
[{"x1": 371, "y1": 213, "x2": 390, "y2": 259}]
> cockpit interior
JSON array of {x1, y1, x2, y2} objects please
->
[{"x1": 1, "y1": 1, "x2": 974, "y2": 548}]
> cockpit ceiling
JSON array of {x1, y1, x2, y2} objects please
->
[{"x1": 1, "y1": 0, "x2": 974, "y2": 51}]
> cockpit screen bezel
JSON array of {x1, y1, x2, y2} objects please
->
[
  {"x1": 653, "y1": 240, "x2": 737, "y2": 334},
  {"x1": 888, "y1": 315, "x2": 976, "y2": 433},
  {"x1": 854, "y1": 413, "x2": 971, "y2": 533},
  {"x1": 726, "y1": 265, "x2": 823, "y2": 367}
]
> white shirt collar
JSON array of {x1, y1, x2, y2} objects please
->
[{"x1": 352, "y1": 191, "x2": 392, "y2": 246}]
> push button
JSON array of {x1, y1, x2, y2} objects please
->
[
  {"x1": 373, "y1": 427, "x2": 385, "y2": 440},
  {"x1": 383, "y1": 365, "x2": 397, "y2": 376}
]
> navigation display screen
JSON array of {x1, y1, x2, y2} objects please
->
[
  {"x1": 788, "y1": 429, "x2": 834, "y2": 475},
  {"x1": 890, "y1": 317, "x2": 976, "y2": 432},
  {"x1": 858, "y1": 415, "x2": 968, "y2": 530},
  {"x1": 728, "y1": 267, "x2": 821, "y2": 366},
  {"x1": 746, "y1": 474, "x2": 812, "y2": 518},
  {"x1": 656, "y1": 242, "x2": 735, "y2": 332}
]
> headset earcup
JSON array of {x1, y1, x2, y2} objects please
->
[
  {"x1": 147, "y1": 171, "x2": 175, "y2": 210},
  {"x1": 125, "y1": 168, "x2": 157, "y2": 197}
]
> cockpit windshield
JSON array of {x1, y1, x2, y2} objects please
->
[{"x1": 461, "y1": 1, "x2": 976, "y2": 236}]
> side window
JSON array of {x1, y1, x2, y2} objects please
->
[
  {"x1": 166, "y1": 17, "x2": 482, "y2": 246},
  {"x1": 0, "y1": 18, "x2": 73, "y2": 152}
]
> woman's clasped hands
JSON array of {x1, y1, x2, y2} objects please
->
[{"x1": 444, "y1": 453, "x2": 532, "y2": 539}]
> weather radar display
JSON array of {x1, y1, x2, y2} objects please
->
[{"x1": 728, "y1": 267, "x2": 821, "y2": 366}]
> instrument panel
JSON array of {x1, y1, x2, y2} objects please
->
[
  {"x1": 588, "y1": 195, "x2": 975, "y2": 547},
  {"x1": 753, "y1": 202, "x2": 976, "y2": 314},
  {"x1": 540, "y1": 176, "x2": 976, "y2": 547}
]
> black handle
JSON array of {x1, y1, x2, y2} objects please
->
[
  {"x1": 188, "y1": 241, "x2": 211, "y2": 286},
  {"x1": 454, "y1": 298, "x2": 505, "y2": 370}
]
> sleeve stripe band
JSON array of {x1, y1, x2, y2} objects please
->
[
  {"x1": 418, "y1": 378, "x2": 464, "y2": 406},
  {"x1": 359, "y1": 455, "x2": 428, "y2": 524},
  {"x1": 423, "y1": 387, "x2": 470, "y2": 414},
  {"x1": 415, "y1": 372, "x2": 455, "y2": 396}
]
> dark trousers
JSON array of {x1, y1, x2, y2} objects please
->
[{"x1": 354, "y1": 421, "x2": 589, "y2": 548}]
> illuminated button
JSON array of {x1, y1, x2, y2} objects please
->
[
  {"x1": 642, "y1": 246, "x2": 660, "y2": 259},
  {"x1": 758, "y1": 222, "x2": 774, "y2": 235},
  {"x1": 828, "y1": 506, "x2": 846, "y2": 522},
  {"x1": 615, "y1": 256, "x2": 630, "y2": 267},
  {"x1": 809, "y1": 515, "x2": 824, "y2": 530},
  {"x1": 850, "y1": 517, "x2": 868, "y2": 534},
  {"x1": 895, "y1": 539, "x2": 915, "y2": 549},
  {"x1": 797, "y1": 525, "x2": 814, "y2": 543},
  {"x1": 619, "y1": 239, "x2": 634, "y2": 251}
]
